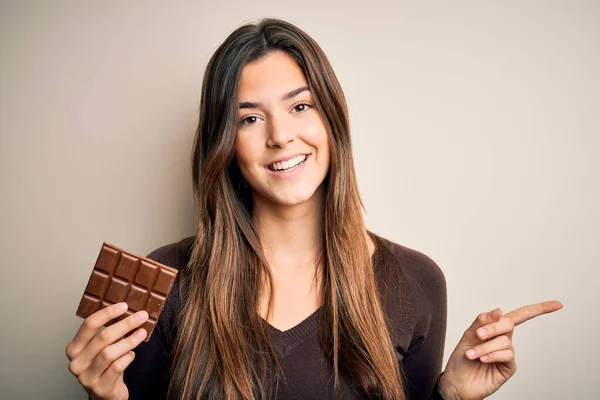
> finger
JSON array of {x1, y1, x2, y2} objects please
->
[
  {"x1": 464, "y1": 307, "x2": 503, "y2": 341},
  {"x1": 82, "y1": 328, "x2": 147, "y2": 383},
  {"x1": 479, "y1": 349, "x2": 515, "y2": 363},
  {"x1": 504, "y1": 300, "x2": 563, "y2": 327},
  {"x1": 92, "y1": 351, "x2": 136, "y2": 399},
  {"x1": 476, "y1": 317, "x2": 515, "y2": 341},
  {"x1": 66, "y1": 302, "x2": 128, "y2": 361},
  {"x1": 465, "y1": 335, "x2": 512, "y2": 360},
  {"x1": 68, "y1": 310, "x2": 148, "y2": 376}
]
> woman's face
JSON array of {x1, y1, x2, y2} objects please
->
[{"x1": 235, "y1": 51, "x2": 330, "y2": 208}]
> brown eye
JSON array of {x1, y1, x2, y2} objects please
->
[
  {"x1": 240, "y1": 115, "x2": 259, "y2": 126},
  {"x1": 292, "y1": 102, "x2": 313, "y2": 113}
]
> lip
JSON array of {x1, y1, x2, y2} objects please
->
[{"x1": 265, "y1": 153, "x2": 310, "y2": 168}]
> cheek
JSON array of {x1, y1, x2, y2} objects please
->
[
  {"x1": 235, "y1": 134, "x2": 262, "y2": 174},
  {"x1": 303, "y1": 117, "x2": 330, "y2": 160},
  {"x1": 314, "y1": 134, "x2": 331, "y2": 167},
  {"x1": 234, "y1": 139, "x2": 250, "y2": 173}
]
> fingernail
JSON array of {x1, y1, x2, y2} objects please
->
[
  {"x1": 135, "y1": 311, "x2": 148, "y2": 322},
  {"x1": 477, "y1": 328, "x2": 487, "y2": 339},
  {"x1": 480, "y1": 355, "x2": 489, "y2": 362},
  {"x1": 118, "y1": 302, "x2": 128, "y2": 312},
  {"x1": 466, "y1": 349, "x2": 477, "y2": 358},
  {"x1": 134, "y1": 329, "x2": 146, "y2": 340}
]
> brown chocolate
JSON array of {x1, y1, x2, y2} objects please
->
[{"x1": 76, "y1": 242, "x2": 178, "y2": 341}]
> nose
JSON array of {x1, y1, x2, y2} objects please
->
[{"x1": 266, "y1": 114, "x2": 296, "y2": 148}]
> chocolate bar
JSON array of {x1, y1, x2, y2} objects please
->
[{"x1": 76, "y1": 242, "x2": 178, "y2": 341}]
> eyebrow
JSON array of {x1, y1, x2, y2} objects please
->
[{"x1": 239, "y1": 86, "x2": 310, "y2": 109}]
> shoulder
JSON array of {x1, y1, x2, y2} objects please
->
[
  {"x1": 370, "y1": 233, "x2": 447, "y2": 322},
  {"x1": 146, "y1": 236, "x2": 195, "y2": 271},
  {"x1": 372, "y1": 233, "x2": 446, "y2": 296}
]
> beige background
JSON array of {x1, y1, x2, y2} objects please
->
[{"x1": 1, "y1": 1, "x2": 597, "y2": 398}]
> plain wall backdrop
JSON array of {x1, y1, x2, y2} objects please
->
[{"x1": 1, "y1": 1, "x2": 597, "y2": 398}]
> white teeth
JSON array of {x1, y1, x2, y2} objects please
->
[{"x1": 269, "y1": 155, "x2": 307, "y2": 171}]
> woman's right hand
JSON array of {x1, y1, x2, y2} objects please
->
[{"x1": 66, "y1": 302, "x2": 149, "y2": 400}]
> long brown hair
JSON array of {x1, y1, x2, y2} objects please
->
[{"x1": 168, "y1": 18, "x2": 406, "y2": 399}]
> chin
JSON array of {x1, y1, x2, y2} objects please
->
[
  {"x1": 273, "y1": 192, "x2": 315, "y2": 206},
  {"x1": 262, "y1": 186, "x2": 322, "y2": 207}
]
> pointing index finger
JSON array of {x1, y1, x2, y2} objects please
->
[{"x1": 504, "y1": 300, "x2": 563, "y2": 327}]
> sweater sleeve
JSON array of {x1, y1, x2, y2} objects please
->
[
  {"x1": 122, "y1": 244, "x2": 185, "y2": 400},
  {"x1": 122, "y1": 279, "x2": 178, "y2": 399},
  {"x1": 399, "y1": 252, "x2": 448, "y2": 400},
  {"x1": 122, "y1": 298, "x2": 172, "y2": 399}
]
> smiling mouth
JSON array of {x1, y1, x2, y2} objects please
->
[{"x1": 267, "y1": 154, "x2": 309, "y2": 172}]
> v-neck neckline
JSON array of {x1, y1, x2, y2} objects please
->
[
  {"x1": 260, "y1": 306, "x2": 321, "y2": 357},
  {"x1": 259, "y1": 242, "x2": 382, "y2": 356},
  {"x1": 264, "y1": 306, "x2": 322, "y2": 336}
]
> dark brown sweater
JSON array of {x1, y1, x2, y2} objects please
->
[{"x1": 123, "y1": 234, "x2": 447, "y2": 400}]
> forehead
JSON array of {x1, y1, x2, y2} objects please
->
[{"x1": 238, "y1": 51, "x2": 308, "y2": 100}]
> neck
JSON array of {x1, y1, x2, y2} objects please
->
[{"x1": 252, "y1": 185, "x2": 324, "y2": 270}]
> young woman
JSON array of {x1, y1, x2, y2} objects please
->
[{"x1": 66, "y1": 18, "x2": 562, "y2": 400}]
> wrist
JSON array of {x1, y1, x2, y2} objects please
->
[{"x1": 438, "y1": 372, "x2": 462, "y2": 400}]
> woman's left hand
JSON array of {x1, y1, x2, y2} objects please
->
[{"x1": 438, "y1": 300, "x2": 563, "y2": 400}]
